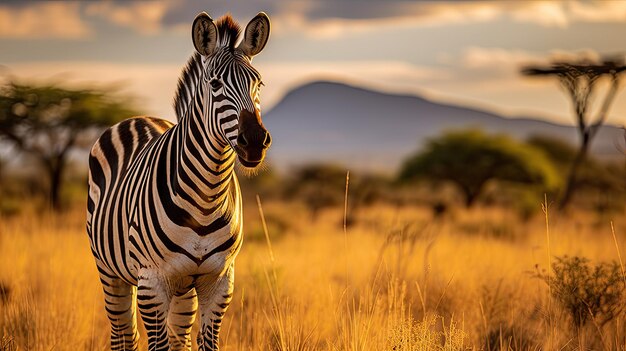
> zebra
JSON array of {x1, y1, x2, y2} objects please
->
[{"x1": 86, "y1": 12, "x2": 271, "y2": 351}]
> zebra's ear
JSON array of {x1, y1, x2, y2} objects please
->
[
  {"x1": 192, "y1": 12, "x2": 217, "y2": 56},
  {"x1": 238, "y1": 12, "x2": 270, "y2": 58}
]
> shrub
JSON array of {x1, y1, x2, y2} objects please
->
[
  {"x1": 387, "y1": 314, "x2": 466, "y2": 351},
  {"x1": 537, "y1": 255, "x2": 626, "y2": 328},
  {"x1": 483, "y1": 323, "x2": 540, "y2": 351}
]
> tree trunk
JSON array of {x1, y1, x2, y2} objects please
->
[
  {"x1": 465, "y1": 192, "x2": 478, "y2": 208},
  {"x1": 48, "y1": 161, "x2": 64, "y2": 210},
  {"x1": 559, "y1": 132, "x2": 590, "y2": 210},
  {"x1": 461, "y1": 181, "x2": 485, "y2": 208},
  {"x1": 44, "y1": 149, "x2": 70, "y2": 211}
]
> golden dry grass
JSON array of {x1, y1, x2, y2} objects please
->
[{"x1": 0, "y1": 199, "x2": 625, "y2": 350}]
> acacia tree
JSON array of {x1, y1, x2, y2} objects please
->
[
  {"x1": 522, "y1": 57, "x2": 626, "y2": 209},
  {"x1": 0, "y1": 82, "x2": 136, "y2": 210},
  {"x1": 399, "y1": 130, "x2": 559, "y2": 207}
]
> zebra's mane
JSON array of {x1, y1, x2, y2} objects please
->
[
  {"x1": 216, "y1": 14, "x2": 242, "y2": 51},
  {"x1": 173, "y1": 15, "x2": 242, "y2": 121},
  {"x1": 173, "y1": 52, "x2": 202, "y2": 121}
]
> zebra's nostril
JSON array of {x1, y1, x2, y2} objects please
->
[
  {"x1": 263, "y1": 132, "x2": 272, "y2": 147},
  {"x1": 237, "y1": 133, "x2": 248, "y2": 147}
]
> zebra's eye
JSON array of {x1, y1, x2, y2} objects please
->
[
  {"x1": 255, "y1": 81, "x2": 264, "y2": 94},
  {"x1": 210, "y1": 79, "x2": 222, "y2": 91}
]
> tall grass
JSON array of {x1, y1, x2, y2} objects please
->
[{"x1": 1, "y1": 201, "x2": 625, "y2": 350}]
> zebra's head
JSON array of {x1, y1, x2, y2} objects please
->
[{"x1": 192, "y1": 12, "x2": 272, "y2": 169}]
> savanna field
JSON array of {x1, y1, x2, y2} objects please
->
[
  {"x1": 2, "y1": 190, "x2": 626, "y2": 351},
  {"x1": 3, "y1": 2, "x2": 626, "y2": 351}
]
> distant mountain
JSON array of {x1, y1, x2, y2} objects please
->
[{"x1": 264, "y1": 80, "x2": 623, "y2": 173}]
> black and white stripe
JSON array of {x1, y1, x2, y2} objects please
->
[{"x1": 86, "y1": 13, "x2": 271, "y2": 351}]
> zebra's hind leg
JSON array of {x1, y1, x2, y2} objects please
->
[
  {"x1": 168, "y1": 288, "x2": 198, "y2": 350},
  {"x1": 98, "y1": 268, "x2": 139, "y2": 351},
  {"x1": 196, "y1": 264, "x2": 235, "y2": 351}
]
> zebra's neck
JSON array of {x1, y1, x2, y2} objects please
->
[{"x1": 170, "y1": 80, "x2": 237, "y2": 212}]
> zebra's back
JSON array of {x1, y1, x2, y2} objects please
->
[{"x1": 87, "y1": 116, "x2": 173, "y2": 283}]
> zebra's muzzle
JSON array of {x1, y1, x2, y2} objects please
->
[{"x1": 234, "y1": 109, "x2": 271, "y2": 168}]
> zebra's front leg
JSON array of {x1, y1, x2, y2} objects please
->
[
  {"x1": 196, "y1": 264, "x2": 235, "y2": 351},
  {"x1": 168, "y1": 288, "x2": 198, "y2": 350},
  {"x1": 137, "y1": 269, "x2": 172, "y2": 351},
  {"x1": 97, "y1": 266, "x2": 139, "y2": 351}
]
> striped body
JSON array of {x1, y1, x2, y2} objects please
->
[
  {"x1": 86, "y1": 13, "x2": 271, "y2": 351},
  {"x1": 87, "y1": 115, "x2": 242, "y2": 286}
]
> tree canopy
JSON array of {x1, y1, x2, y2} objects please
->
[
  {"x1": 526, "y1": 135, "x2": 578, "y2": 167},
  {"x1": 0, "y1": 81, "x2": 137, "y2": 209},
  {"x1": 399, "y1": 130, "x2": 559, "y2": 207}
]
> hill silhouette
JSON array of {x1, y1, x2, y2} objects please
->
[{"x1": 264, "y1": 80, "x2": 623, "y2": 172}]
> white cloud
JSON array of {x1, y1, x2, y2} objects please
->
[
  {"x1": 0, "y1": 3, "x2": 91, "y2": 39},
  {"x1": 569, "y1": 0, "x2": 626, "y2": 23},
  {"x1": 1, "y1": 1, "x2": 624, "y2": 40},
  {"x1": 511, "y1": 2, "x2": 570, "y2": 28},
  {"x1": 444, "y1": 47, "x2": 549, "y2": 85},
  {"x1": 457, "y1": 47, "x2": 606, "y2": 78},
  {"x1": 85, "y1": 2, "x2": 168, "y2": 35},
  {"x1": 547, "y1": 49, "x2": 602, "y2": 63},
  {"x1": 461, "y1": 47, "x2": 545, "y2": 70},
  {"x1": 270, "y1": 3, "x2": 505, "y2": 39},
  {"x1": 271, "y1": 1, "x2": 626, "y2": 39},
  {"x1": 507, "y1": 0, "x2": 626, "y2": 28}
]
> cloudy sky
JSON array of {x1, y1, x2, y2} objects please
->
[{"x1": 1, "y1": 0, "x2": 626, "y2": 125}]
